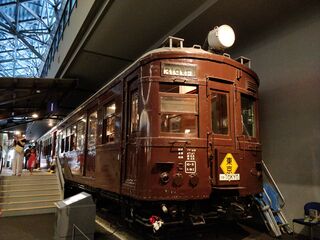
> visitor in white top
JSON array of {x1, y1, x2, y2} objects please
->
[{"x1": 12, "y1": 136, "x2": 26, "y2": 176}]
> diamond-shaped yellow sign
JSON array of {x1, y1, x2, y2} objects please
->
[{"x1": 220, "y1": 153, "x2": 238, "y2": 174}]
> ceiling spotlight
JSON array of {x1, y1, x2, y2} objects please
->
[
  {"x1": 32, "y1": 113, "x2": 39, "y2": 118},
  {"x1": 208, "y1": 24, "x2": 235, "y2": 51},
  {"x1": 36, "y1": 90, "x2": 41, "y2": 93}
]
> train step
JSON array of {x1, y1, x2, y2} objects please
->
[{"x1": 254, "y1": 161, "x2": 293, "y2": 237}]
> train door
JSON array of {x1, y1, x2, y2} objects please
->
[
  {"x1": 206, "y1": 78, "x2": 238, "y2": 186},
  {"x1": 85, "y1": 109, "x2": 98, "y2": 177},
  {"x1": 123, "y1": 78, "x2": 139, "y2": 185}
]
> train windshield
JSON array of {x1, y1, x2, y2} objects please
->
[
  {"x1": 159, "y1": 83, "x2": 198, "y2": 136},
  {"x1": 211, "y1": 92, "x2": 229, "y2": 135},
  {"x1": 241, "y1": 94, "x2": 256, "y2": 137}
]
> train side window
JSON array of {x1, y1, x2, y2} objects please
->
[
  {"x1": 241, "y1": 94, "x2": 256, "y2": 137},
  {"x1": 211, "y1": 92, "x2": 229, "y2": 135},
  {"x1": 160, "y1": 83, "x2": 198, "y2": 136},
  {"x1": 88, "y1": 111, "x2": 98, "y2": 147},
  {"x1": 103, "y1": 102, "x2": 116, "y2": 143},
  {"x1": 60, "y1": 138, "x2": 65, "y2": 153},
  {"x1": 130, "y1": 90, "x2": 139, "y2": 133},
  {"x1": 66, "y1": 137, "x2": 70, "y2": 152},
  {"x1": 76, "y1": 118, "x2": 86, "y2": 152},
  {"x1": 71, "y1": 124, "x2": 77, "y2": 150}
]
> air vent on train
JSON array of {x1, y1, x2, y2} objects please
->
[{"x1": 246, "y1": 80, "x2": 258, "y2": 93}]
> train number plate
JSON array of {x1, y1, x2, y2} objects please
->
[{"x1": 219, "y1": 174, "x2": 240, "y2": 181}]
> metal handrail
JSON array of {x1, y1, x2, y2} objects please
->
[
  {"x1": 56, "y1": 156, "x2": 65, "y2": 197},
  {"x1": 72, "y1": 224, "x2": 91, "y2": 240},
  {"x1": 0, "y1": 156, "x2": 3, "y2": 174},
  {"x1": 40, "y1": 0, "x2": 78, "y2": 77},
  {"x1": 262, "y1": 160, "x2": 285, "y2": 208}
]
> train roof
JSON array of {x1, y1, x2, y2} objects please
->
[{"x1": 138, "y1": 46, "x2": 259, "y2": 82}]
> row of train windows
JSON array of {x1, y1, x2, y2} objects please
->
[
  {"x1": 59, "y1": 102, "x2": 116, "y2": 153},
  {"x1": 159, "y1": 83, "x2": 256, "y2": 137},
  {"x1": 59, "y1": 84, "x2": 256, "y2": 153},
  {"x1": 212, "y1": 93, "x2": 256, "y2": 137}
]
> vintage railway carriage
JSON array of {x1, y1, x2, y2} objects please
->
[{"x1": 38, "y1": 36, "x2": 262, "y2": 228}]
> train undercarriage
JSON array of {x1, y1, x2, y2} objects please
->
[{"x1": 64, "y1": 180, "x2": 256, "y2": 233}]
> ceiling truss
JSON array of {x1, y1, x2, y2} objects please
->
[{"x1": 0, "y1": 0, "x2": 62, "y2": 77}]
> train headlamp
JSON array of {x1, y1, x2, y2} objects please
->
[
  {"x1": 173, "y1": 173, "x2": 184, "y2": 187},
  {"x1": 189, "y1": 174, "x2": 199, "y2": 187},
  {"x1": 208, "y1": 25, "x2": 235, "y2": 51},
  {"x1": 160, "y1": 172, "x2": 169, "y2": 184}
]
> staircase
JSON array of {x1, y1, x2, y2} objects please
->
[
  {"x1": 0, "y1": 173, "x2": 63, "y2": 217},
  {"x1": 254, "y1": 161, "x2": 292, "y2": 237}
]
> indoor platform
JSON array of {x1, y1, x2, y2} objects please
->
[{"x1": 0, "y1": 212, "x2": 295, "y2": 240}]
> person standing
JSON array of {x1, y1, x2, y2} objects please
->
[
  {"x1": 24, "y1": 145, "x2": 31, "y2": 169},
  {"x1": 12, "y1": 136, "x2": 26, "y2": 176},
  {"x1": 27, "y1": 147, "x2": 36, "y2": 175}
]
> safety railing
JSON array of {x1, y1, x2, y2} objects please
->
[
  {"x1": 72, "y1": 224, "x2": 91, "y2": 240},
  {"x1": 40, "y1": 0, "x2": 78, "y2": 77},
  {"x1": 56, "y1": 156, "x2": 65, "y2": 198},
  {"x1": 262, "y1": 160, "x2": 285, "y2": 208}
]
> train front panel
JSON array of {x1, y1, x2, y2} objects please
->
[{"x1": 121, "y1": 51, "x2": 262, "y2": 202}]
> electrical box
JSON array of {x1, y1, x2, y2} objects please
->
[{"x1": 54, "y1": 192, "x2": 96, "y2": 240}]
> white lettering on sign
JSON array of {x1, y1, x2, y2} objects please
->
[
  {"x1": 185, "y1": 161, "x2": 196, "y2": 174},
  {"x1": 219, "y1": 174, "x2": 240, "y2": 181},
  {"x1": 162, "y1": 63, "x2": 196, "y2": 77}
]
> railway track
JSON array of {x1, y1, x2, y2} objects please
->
[{"x1": 95, "y1": 208, "x2": 271, "y2": 240}]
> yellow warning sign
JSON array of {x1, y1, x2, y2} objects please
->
[{"x1": 220, "y1": 153, "x2": 238, "y2": 174}]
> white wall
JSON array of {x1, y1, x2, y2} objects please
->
[{"x1": 234, "y1": 5, "x2": 320, "y2": 234}]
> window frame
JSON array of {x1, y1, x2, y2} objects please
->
[
  {"x1": 240, "y1": 93, "x2": 257, "y2": 138},
  {"x1": 129, "y1": 89, "x2": 139, "y2": 134},
  {"x1": 87, "y1": 111, "x2": 98, "y2": 148},
  {"x1": 159, "y1": 83, "x2": 199, "y2": 137},
  {"x1": 211, "y1": 90, "x2": 230, "y2": 136},
  {"x1": 102, "y1": 101, "x2": 116, "y2": 144}
]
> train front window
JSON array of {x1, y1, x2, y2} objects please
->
[
  {"x1": 211, "y1": 92, "x2": 229, "y2": 135},
  {"x1": 160, "y1": 83, "x2": 198, "y2": 135},
  {"x1": 241, "y1": 94, "x2": 256, "y2": 137}
]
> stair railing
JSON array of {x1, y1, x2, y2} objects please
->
[
  {"x1": 55, "y1": 156, "x2": 65, "y2": 197},
  {"x1": 72, "y1": 224, "x2": 91, "y2": 240},
  {"x1": 262, "y1": 160, "x2": 285, "y2": 208}
]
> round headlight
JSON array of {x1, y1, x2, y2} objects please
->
[
  {"x1": 160, "y1": 172, "x2": 169, "y2": 184},
  {"x1": 208, "y1": 24, "x2": 235, "y2": 51},
  {"x1": 173, "y1": 173, "x2": 184, "y2": 187}
]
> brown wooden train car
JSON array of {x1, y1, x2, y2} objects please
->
[{"x1": 38, "y1": 34, "x2": 262, "y2": 230}]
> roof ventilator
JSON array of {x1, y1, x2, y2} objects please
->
[
  {"x1": 236, "y1": 56, "x2": 251, "y2": 69},
  {"x1": 162, "y1": 36, "x2": 184, "y2": 48}
]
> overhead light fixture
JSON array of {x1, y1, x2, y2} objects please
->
[
  {"x1": 36, "y1": 89, "x2": 41, "y2": 93},
  {"x1": 208, "y1": 24, "x2": 235, "y2": 51},
  {"x1": 32, "y1": 113, "x2": 39, "y2": 118}
]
